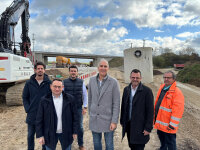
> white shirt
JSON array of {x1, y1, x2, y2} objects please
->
[
  {"x1": 52, "y1": 94, "x2": 63, "y2": 133},
  {"x1": 82, "y1": 83, "x2": 88, "y2": 108},
  {"x1": 129, "y1": 85, "x2": 138, "y2": 119},
  {"x1": 131, "y1": 85, "x2": 138, "y2": 98}
]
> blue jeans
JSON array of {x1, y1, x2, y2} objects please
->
[
  {"x1": 157, "y1": 130, "x2": 176, "y2": 150},
  {"x1": 92, "y1": 131, "x2": 114, "y2": 150},
  {"x1": 27, "y1": 124, "x2": 46, "y2": 150},
  {"x1": 45, "y1": 133, "x2": 71, "y2": 150},
  {"x1": 77, "y1": 108, "x2": 84, "y2": 146}
]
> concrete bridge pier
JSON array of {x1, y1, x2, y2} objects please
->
[{"x1": 93, "y1": 57, "x2": 112, "y2": 67}]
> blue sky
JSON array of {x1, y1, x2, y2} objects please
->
[{"x1": 1, "y1": 0, "x2": 200, "y2": 60}]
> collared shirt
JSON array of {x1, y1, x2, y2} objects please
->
[
  {"x1": 82, "y1": 83, "x2": 88, "y2": 108},
  {"x1": 52, "y1": 93, "x2": 63, "y2": 133},
  {"x1": 96, "y1": 73, "x2": 108, "y2": 94},
  {"x1": 129, "y1": 85, "x2": 138, "y2": 120}
]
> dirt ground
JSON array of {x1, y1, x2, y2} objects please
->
[{"x1": 0, "y1": 68, "x2": 200, "y2": 150}]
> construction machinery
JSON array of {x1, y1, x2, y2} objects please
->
[
  {"x1": 0, "y1": 0, "x2": 34, "y2": 105},
  {"x1": 56, "y1": 56, "x2": 71, "y2": 68}
]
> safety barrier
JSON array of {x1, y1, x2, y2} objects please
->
[{"x1": 79, "y1": 71, "x2": 97, "y2": 80}]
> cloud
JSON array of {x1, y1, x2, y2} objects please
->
[
  {"x1": 0, "y1": 0, "x2": 13, "y2": 14},
  {"x1": 155, "y1": 30, "x2": 164, "y2": 33},
  {"x1": 89, "y1": 0, "x2": 165, "y2": 28},
  {"x1": 154, "y1": 36, "x2": 188, "y2": 52},
  {"x1": 176, "y1": 32, "x2": 200, "y2": 38},
  {"x1": 67, "y1": 16, "x2": 110, "y2": 26},
  {"x1": 30, "y1": 0, "x2": 84, "y2": 16},
  {"x1": 1, "y1": 0, "x2": 200, "y2": 57}
]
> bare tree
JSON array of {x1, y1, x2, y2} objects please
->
[{"x1": 180, "y1": 47, "x2": 196, "y2": 55}]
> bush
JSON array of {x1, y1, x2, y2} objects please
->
[{"x1": 176, "y1": 64, "x2": 200, "y2": 87}]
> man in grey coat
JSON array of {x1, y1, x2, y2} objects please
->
[{"x1": 88, "y1": 59, "x2": 120, "y2": 150}]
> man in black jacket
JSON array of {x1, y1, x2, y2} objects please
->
[
  {"x1": 120, "y1": 69, "x2": 154, "y2": 150},
  {"x1": 36, "y1": 79, "x2": 78, "y2": 150},
  {"x1": 63, "y1": 65, "x2": 87, "y2": 150},
  {"x1": 22, "y1": 62, "x2": 51, "y2": 150}
]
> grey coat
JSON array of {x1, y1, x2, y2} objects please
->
[{"x1": 88, "y1": 75, "x2": 120, "y2": 132}]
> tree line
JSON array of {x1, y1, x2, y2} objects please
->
[{"x1": 153, "y1": 47, "x2": 200, "y2": 68}]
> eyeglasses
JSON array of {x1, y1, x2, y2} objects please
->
[
  {"x1": 131, "y1": 77, "x2": 140, "y2": 80},
  {"x1": 52, "y1": 85, "x2": 62, "y2": 89},
  {"x1": 163, "y1": 77, "x2": 173, "y2": 79}
]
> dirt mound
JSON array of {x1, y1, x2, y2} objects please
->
[
  {"x1": 153, "y1": 69, "x2": 163, "y2": 75},
  {"x1": 45, "y1": 68, "x2": 69, "y2": 80},
  {"x1": 108, "y1": 57, "x2": 124, "y2": 68}
]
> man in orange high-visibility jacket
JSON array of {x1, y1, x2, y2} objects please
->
[{"x1": 154, "y1": 70, "x2": 184, "y2": 150}]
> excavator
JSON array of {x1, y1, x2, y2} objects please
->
[{"x1": 0, "y1": 0, "x2": 34, "y2": 105}]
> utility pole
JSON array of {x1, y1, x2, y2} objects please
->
[
  {"x1": 143, "y1": 39, "x2": 145, "y2": 47},
  {"x1": 32, "y1": 33, "x2": 35, "y2": 52}
]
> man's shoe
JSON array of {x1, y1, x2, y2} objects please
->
[{"x1": 79, "y1": 146, "x2": 86, "y2": 150}]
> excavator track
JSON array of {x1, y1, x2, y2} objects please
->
[{"x1": 6, "y1": 82, "x2": 26, "y2": 106}]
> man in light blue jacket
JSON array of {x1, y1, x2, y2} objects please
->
[{"x1": 88, "y1": 59, "x2": 120, "y2": 150}]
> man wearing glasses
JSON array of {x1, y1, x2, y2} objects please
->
[
  {"x1": 36, "y1": 79, "x2": 78, "y2": 150},
  {"x1": 120, "y1": 69, "x2": 154, "y2": 150},
  {"x1": 154, "y1": 70, "x2": 184, "y2": 150}
]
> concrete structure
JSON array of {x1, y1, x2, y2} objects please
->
[
  {"x1": 32, "y1": 51, "x2": 122, "y2": 66},
  {"x1": 124, "y1": 47, "x2": 153, "y2": 83}
]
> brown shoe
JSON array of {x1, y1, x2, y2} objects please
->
[{"x1": 79, "y1": 146, "x2": 86, "y2": 150}]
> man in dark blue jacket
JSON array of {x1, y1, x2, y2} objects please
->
[
  {"x1": 22, "y1": 62, "x2": 51, "y2": 150},
  {"x1": 36, "y1": 79, "x2": 78, "y2": 150},
  {"x1": 63, "y1": 65, "x2": 88, "y2": 150}
]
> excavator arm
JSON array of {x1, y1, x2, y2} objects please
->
[{"x1": 0, "y1": 0, "x2": 31, "y2": 56}]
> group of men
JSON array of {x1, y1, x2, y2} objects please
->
[{"x1": 22, "y1": 59, "x2": 184, "y2": 150}]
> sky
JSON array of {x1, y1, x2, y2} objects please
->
[{"x1": 1, "y1": 0, "x2": 200, "y2": 60}]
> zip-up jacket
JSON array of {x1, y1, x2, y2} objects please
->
[
  {"x1": 154, "y1": 81, "x2": 184, "y2": 133},
  {"x1": 22, "y1": 73, "x2": 51, "y2": 125},
  {"x1": 63, "y1": 78, "x2": 83, "y2": 108}
]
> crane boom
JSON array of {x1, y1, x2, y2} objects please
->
[{"x1": 0, "y1": 0, "x2": 31, "y2": 56}]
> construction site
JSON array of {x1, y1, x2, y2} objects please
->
[
  {"x1": 1, "y1": 0, "x2": 200, "y2": 149},
  {"x1": 0, "y1": 66, "x2": 200, "y2": 150}
]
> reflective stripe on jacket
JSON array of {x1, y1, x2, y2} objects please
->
[{"x1": 154, "y1": 81, "x2": 184, "y2": 133}]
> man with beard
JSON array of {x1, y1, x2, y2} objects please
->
[
  {"x1": 120, "y1": 69, "x2": 154, "y2": 150},
  {"x1": 23, "y1": 62, "x2": 51, "y2": 150},
  {"x1": 63, "y1": 65, "x2": 88, "y2": 150}
]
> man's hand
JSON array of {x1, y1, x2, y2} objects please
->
[
  {"x1": 110, "y1": 123, "x2": 117, "y2": 131},
  {"x1": 82, "y1": 108, "x2": 87, "y2": 115},
  {"x1": 38, "y1": 137, "x2": 45, "y2": 145},
  {"x1": 143, "y1": 130, "x2": 150, "y2": 136},
  {"x1": 73, "y1": 134, "x2": 77, "y2": 140}
]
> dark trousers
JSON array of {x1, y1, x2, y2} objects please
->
[
  {"x1": 126, "y1": 122, "x2": 145, "y2": 150},
  {"x1": 157, "y1": 130, "x2": 176, "y2": 150},
  {"x1": 27, "y1": 124, "x2": 46, "y2": 150},
  {"x1": 77, "y1": 108, "x2": 84, "y2": 146},
  {"x1": 45, "y1": 133, "x2": 71, "y2": 150}
]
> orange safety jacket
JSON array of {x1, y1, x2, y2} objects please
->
[{"x1": 154, "y1": 81, "x2": 184, "y2": 133}]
